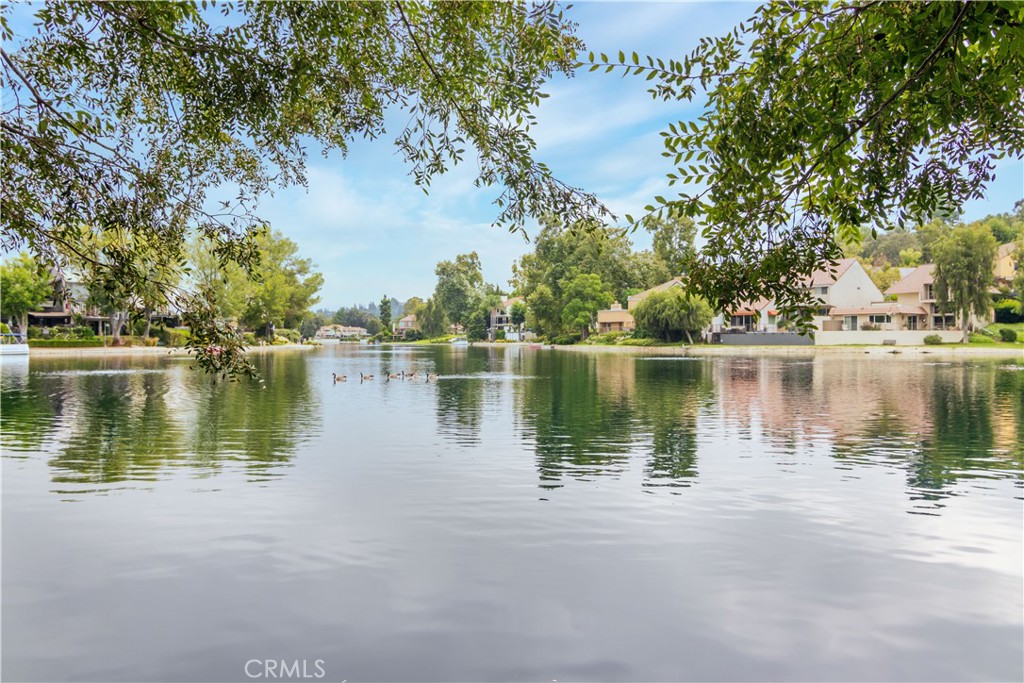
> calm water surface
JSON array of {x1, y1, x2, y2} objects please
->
[{"x1": 2, "y1": 346, "x2": 1022, "y2": 682}]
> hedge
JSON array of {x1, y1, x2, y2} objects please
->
[
  {"x1": 28, "y1": 338, "x2": 104, "y2": 347},
  {"x1": 999, "y1": 328, "x2": 1018, "y2": 342},
  {"x1": 923, "y1": 334, "x2": 944, "y2": 345}
]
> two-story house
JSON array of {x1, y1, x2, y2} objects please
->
[{"x1": 884, "y1": 264, "x2": 957, "y2": 330}]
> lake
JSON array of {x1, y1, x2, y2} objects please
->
[{"x1": 2, "y1": 346, "x2": 1022, "y2": 682}]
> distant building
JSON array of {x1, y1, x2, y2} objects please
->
[
  {"x1": 395, "y1": 314, "x2": 418, "y2": 338},
  {"x1": 596, "y1": 278, "x2": 685, "y2": 333},
  {"x1": 317, "y1": 324, "x2": 369, "y2": 339},
  {"x1": 994, "y1": 242, "x2": 1019, "y2": 286},
  {"x1": 488, "y1": 296, "x2": 527, "y2": 340}
]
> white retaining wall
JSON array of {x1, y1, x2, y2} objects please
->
[{"x1": 814, "y1": 330, "x2": 964, "y2": 346}]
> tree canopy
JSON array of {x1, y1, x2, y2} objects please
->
[
  {"x1": 1, "y1": 1, "x2": 599, "y2": 377},
  {"x1": 0, "y1": 252, "x2": 52, "y2": 334},
  {"x1": 594, "y1": 1, "x2": 1024, "y2": 332},
  {"x1": 933, "y1": 224, "x2": 998, "y2": 343}
]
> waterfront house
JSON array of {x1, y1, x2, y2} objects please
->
[
  {"x1": 805, "y1": 258, "x2": 885, "y2": 330},
  {"x1": 395, "y1": 314, "x2": 418, "y2": 338},
  {"x1": 596, "y1": 278, "x2": 685, "y2": 334},
  {"x1": 884, "y1": 264, "x2": 956, "y2": 330},
  {"x1": 488, "y1": 296, "x2": 527, "y2": 340}
]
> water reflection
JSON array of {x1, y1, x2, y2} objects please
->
[
  {"x1": 1, "y1": 352, "x2": 318, "y2": 494},
  {"x1": 2, "y1": 349, "x2": 1021, "y2": 507}
]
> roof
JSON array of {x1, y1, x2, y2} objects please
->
[
  {"x1": 502, "y1": 296, "x2": 524, "y2": 308},
  {"x1": 998, "y1": 242, "x2": 1017, "y2": 258},
  {"x1": 398, "y1": 314, "x2": 416, "y2": 323},
  {"x1": 626, "y1": 277, "x2": 684, "y2": 306},
  {"x1": 885, "y1": 264, "x2": 935, "y2": 295},
  {"x1": 830, "y1": 304, "x2": 928, "y2": 316},
  {"x1": 806, "y1": 258, "x2": 858, "y2": 287}
]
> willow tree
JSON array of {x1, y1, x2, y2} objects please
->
[
  {"x1": 595, "y1": 1, "x2": 1024, "y2": 332},
  {"x1": 1, "y1": 1, "x2": 602, "y2": 378}
]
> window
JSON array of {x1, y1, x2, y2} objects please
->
[
  {"x1": 906, "y1": 316, "x2": 917, "y2": 331},
  {"x1": 844, "y1": 315, "x2": 859, "y2": 331},
  {"x1": 816, "y1": 286, "x2": 829, "y2": 296},
  {"x1": 816, "y1": 307, "x2": 830, "y2": 317},
  {"x1": 923, "y1": 284, "x2": 935, "y2": 300},
  {"x1": 869, "y1": 315, "x2": 891, "y2": 324}
]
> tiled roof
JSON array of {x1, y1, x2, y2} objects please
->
[
  {"x1": 885, "y1": 264, "x2": 935, "y2": 295},
  {"x1": 998, "y1": 242, "x2": 1016, "y2": 258}
]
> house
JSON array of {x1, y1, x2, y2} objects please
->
[
  {"x1": 316, "y1": 325, "x2": 369, "y2": 339},
  {"x1": 717, "y1": 297, "x2": 778, "y2": 333},
  {"x1": 803, "y1": 258, "x2": 885, "y2": 330},
  {"x1": 884, "y1": 264, "x2": 957, "y2": 330},
  {"x1": 488, "y1": 296, "x2": 527, "y2": 340},
  {"x1": 395, "y1": 314, "x2": 418, "y2": 338},
  {"x1": 597, "y1": 302, "x2": 635, "y2": 333},
  {"x1": 994, "y1": 242, "x2": 1018, "y2": 286},
  {"x1": 596, "y1": 278, "x2": 685, "y2": 334}
]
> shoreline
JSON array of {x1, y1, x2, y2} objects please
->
[
  {"x1": 469, "y1": 341, "x2": 1024, "y2": 358},
  {"x1": 21, "y1": 343, "x2": 315, "y2": 358}
]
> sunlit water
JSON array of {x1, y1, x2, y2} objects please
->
[{"x1": 2, "y1": 346, "x2": 1022, "y2": 682}]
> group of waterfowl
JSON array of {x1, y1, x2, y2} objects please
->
[{"x1": 332, "y1": 370, "x2": 438, "y2": 384}]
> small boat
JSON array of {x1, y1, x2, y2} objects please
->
[
  {"x1": 0, "y1": 332, "x2": 29, "y2": 356},
  {"x1": 449, "y1": 338, "x2": 469, "y2": 346}
]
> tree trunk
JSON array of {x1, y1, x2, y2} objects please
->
[
  {"x1": 684, "y1": 328, "x2": 694, "y2": 345},
  {"x1": 142, "y1": 307, "x2": 152, "y2": 339},
  {"x1": 110, "y1": 311, "x2": 126, "y2": 344},
  {"x1": 961, "y1": 308, "x2": 969, "y2": 344},
  {"x1": 18, "y1": 313, "x2": 28, "y2": 337}
]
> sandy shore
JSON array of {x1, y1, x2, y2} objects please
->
[{"x1": 25, "y1": 343, "x2": 315, "y2": 358}]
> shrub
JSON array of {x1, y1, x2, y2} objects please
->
[
  {"x1": 999, "y1": 328, "x2": 1018, "y2": 342},
  {"x1": 0, "y1": 322, "x2": 8, "y2": 333},
  {"x1": 495, "y1": 329, "x2": 506, "y2": 340},
  {"x1": 859, "y1": 323, "x2": 880, "y2": 331},
  {"x1": 242, "y1": 332, "x2": 257, "y2": 345},
  {"x1": 158, "y1": 327, "x2": 190, "y2": 347},
  {"x1": 618, "y1": 337, "x2": 661, "y2": 346},
  {"x1": 551, "y1": 334, "x2": 580, "y2": 345},
  {"x1": 27, "y1": 325, "x2": 45, "y2": 339},
  {"x1": 993, "y1": 299, "x2": 1024, "y2": 323},
  {"x1": 402, "y1": 329, "x2": 424, "y2": 341},
  {"x1": 923, "y1": 334, "x2": 943, "y2": 345},
  {"x1": 586, "y1": 330, "x2": 630, "y2": 345},
  {"x1": 28, "y1": 338, "x2": 104, "y2": 347},
  {"x1": 276, "y1": 327, "x2": 300, "y2": 343}
]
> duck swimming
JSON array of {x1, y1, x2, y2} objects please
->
[{"x1": 332, "y1": 373, "x2": 346, "y2": 383}]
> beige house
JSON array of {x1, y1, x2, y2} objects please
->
[
  {"x1": 596, "y1": 278, "x2": 684, "y2": 333},
  {"x1": 884, "y1": 264, "x2": 958, "y2": 330},
  {"x1": 994, "y1": 242, "x2": 1019, "y2": 286}
]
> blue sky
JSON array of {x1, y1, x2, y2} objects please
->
[
  {"x1": 257, "y1": 2, "x2": 1023, "y2": 308},
  {"x1": 5, "y1": 2, "x2": 1022, "y2": 308}
]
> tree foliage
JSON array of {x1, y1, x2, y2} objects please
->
[
  {"x1": 0, "y1": 252, "x2": 52, "y2": 334},
  {"x1": 632, "y1": 287, "x2": 714, "y2": 343},
  {"x1": 240, "y1": 230, "x2": 323, "y2": 334},
  {"x1": 560, "y1": 273, "x2": 613, "y2": 338},
  {"x1": 418, "y1": 297, "x2": 447, "y2": 338},
  {"x1": 378, "y1": 295, "x2": 392, "y2": 336},
  {"x1": 645, "y1": 212, "x2": 697, "y2": 276},
  {"x1": 433, "y1": 252, "x2": 483, "y2": 329},
  {"x1": 594, "y1": 1, "x2": 1024, "y2": 332},
  {"x1": 933, "y1": 224, "x2": 998, "y2": 343},
  {"x1": 2, "y1": 1, "x2": 601, "y2": 377}
]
